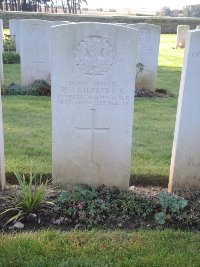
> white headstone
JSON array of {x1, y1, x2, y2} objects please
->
[
  {"x1": 14, "y1": 20, "x2": 21, "y2": 54},
  {"x1": 0, "y1": 19, "x2": 4, "y2": 90},
  {"x1": 127, "y1": 23, "x2": 161, "y2": 92},
  {"x1": 0, "y1": 21, "x2": 5, "y2": 190},
  {"x1": 196, "y1": 25, "x2": 200, "y2": 29},
  {"x1": 169, "y1": 30, "x2": 200, "y2": 192},
  {"x1": 176, "y1": 25, "x2": 190, "y2": 48},
  {"x1": 9, "y1": 19, "x2": 21, "y2": 54},
  {"x1": 0, "y1": 90, "x2": 5, "y2": 190},
  {"x1": 20, "y1": 19, "x2": 52, "y2": 86},
  {"x1": 51, "y1": 23, "x2": 138, "y2": 190}
]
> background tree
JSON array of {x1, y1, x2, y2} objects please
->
[
  {"x1": 183, "y1": 5, "x2": 200, "y2": 17},
  {"x1": 156, "y1": 6, "x2": 172, "y2": 16}
]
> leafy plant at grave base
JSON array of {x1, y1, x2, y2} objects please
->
[
  {"x1": 155, "y1": 192, "x2": 188, "y2": 225},
  {"x1": 27, "y1": 80, "x2": 51, "y2": 96},
  {"x1": 173, "y1": 189, "x2": 200, "y2": 229},
  {"x1": 5, "y1": 80, "x2": 51, "y2": 96},
  {"x1": 3, "y1": 52, "x2": 20, "y2": 64},
  {"x1": 3, "y1": 34, "x2": 16, "y2": 52},
  {"x1": 0, "y1": 169, "x2": 49, "y2": 226},
  {"x1": 53, "y1": 185, "x2": 154, "y2": 228},
  {"x1": 5, "y1": 83, "x2": 27, "y2": 95}
]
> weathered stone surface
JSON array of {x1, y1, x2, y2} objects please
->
[
  {"x1": 0, "y1": 19, "x2": 5, "y2": 190},
  {"x1": 169, "y1": 30, "x2": 200, "y2": 192},
  {"x1": 128, "y1": 23, "x2": 161, "y2": 92},
  {"x1": 0, "y1": 19, "x2": 4, "y2": 90},
  {"x1": 51, "y1": 23, "x2": 138, "y2": 190},
  {"x1": 20, "y1": 19, "x2": 52, "y2": 86},
  {"x1": 176, "y1": 25, "x2": 190, "y2": 48},
  {"x1": 0, "y1": 80, "x2": 5, "y2": 190},
  {"x1": 9, "y1": 19, "x2": 21, "y2": 54}
]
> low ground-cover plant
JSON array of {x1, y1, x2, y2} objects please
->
[
  {"x1": 155, "y1": 192, "x2": 188, "y2": 225},
  {"x1": 5, "y1": 80, "x2": 51, "y2": 96},
  {"x1": 0, "y1": 170, "x2": 49, "y2": 226},
  {"x1": 3, "y1": 52, "x2": 20, "y2": 64},
  {"x1": 53, "y1": 185, "x2": 155, "y2": 228}
]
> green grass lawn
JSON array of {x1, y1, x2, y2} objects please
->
[
  {"x1": 2, "y1": 34, "x2": 184, "y2": 185},
  {"x1": 0, "y1": 230, "x2": 200, "y2": 267}
]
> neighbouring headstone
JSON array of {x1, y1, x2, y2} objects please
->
[
  {"x1": 9, "y1": 19, "x2": 21, "y2": 54},
  {"x1": 196, "y1": 25, "x2": 200, "y2": 29},
  {"x1": 169, "y1": 30, "x2": 200, "y2": 192},
  {"x1": 51, "y1": 23, "x2": 138, "y2": 189},
  {"x1": 176, "y1": 25, "x2": 190, "y2": 48},
  {"x1": 0, "y1": 19, "x2": 4, "y2": 90},
  {"x1": 128, "y1": 23, "x2": 161, "y2": 92},
  {"x1": 0, "y1": 88, "x2": 5, "y2": 190},
  {"x1": 20, "y1": 19, "x2": 52, "y2": 86}
]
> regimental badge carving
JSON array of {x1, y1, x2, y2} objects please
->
[
  {"x1": 138, "y1": 29, "x2": 151, "y2": 42},
  {"x1": 31, "y1": 24, "x2": 41, "y2": 40},
  {"x1": 74, "y1": 36, "x2": 115, "y2": 75}
]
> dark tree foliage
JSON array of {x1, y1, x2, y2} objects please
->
[
  {"x1": 156, "y1": 6, "x2": 172, "y2": 16},
  {"x1": 0, "y1": 0, "x2": 87, "y2": 13},
  {"x1": 183, "y1": 5, "x2": 200, "y2": 17}
]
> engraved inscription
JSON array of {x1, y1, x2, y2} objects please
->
[
  {"x1": 138, "y1": 29, "x2": 150, "y2": 42},
  {"x1": 74, "y1": 36, "x2": 115, "y2": 75},
  {"x1": 30, "y1": 24, "x2": 43, "y2": 62},
  {"x1": 57, "y1": 81, "x2": 131, "y2": 106},
  {"x1": 191, "y1": 51, "x2": 200, "y2": 57},
  {"x1": 31, "y1": 24, "x2": 41, "y2": 38},
  {"x1": 75, "y1": 109, "x2": 110, "y2": 164}
]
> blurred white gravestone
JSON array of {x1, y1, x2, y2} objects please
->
[
  {"x1": 20, "y1": 19, "x2": 52, "y2": 86},
  {"x1": 196, "y1": 25, "x2": 200, "y2": 29},
  {"x1": 0, "y1": 20, "x2": 6, "y2": 190},
  {"x1": 0, "y1": 19, "x2": 4, "y2": 90},
  {"x1": 169, "y1": 30, "x2": 200, "y2": 192},
  {"x1": 9, "y1": 19, "x2": 16, "y2": 42},
  {"x1": 128, "y1": 23, "x2": 161, "y2": 92},
  {"x1": 0, "y1": 90, "x2": 5, "y2": 190},
  {"x1": 9, "y1": 19, "x2": 21, "y2": 54},
  {"x1": 176, "y1": 25, "x2": 190, "y2": 48},
  {"x1": 51, "y1": 23, "x2": 138, "y2": 189}
]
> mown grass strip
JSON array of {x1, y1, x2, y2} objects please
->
[{"x1": 0, "y1": 230, "x2": 200, "y2": 267}]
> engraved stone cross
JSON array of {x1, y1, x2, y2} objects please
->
[
  {"x1": 75, "y1": 109, "x2": 110, "y2": 164},
  {"x1": 31, "y1": 53, "x2": 45, "y2": 75}
]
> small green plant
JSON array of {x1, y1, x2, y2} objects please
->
[
  {"x1": 3, "y1": 34, "x2": 16, "y2": 51},
  {"x1": 3, "y1": 52, "x2": 20, "y2": 64},
  {"x1": 0, "y1": 169, "x2": 48, "y2": 225},
  {"x1": 155, "y1": 192, "x2": 188, "y2": 225}
]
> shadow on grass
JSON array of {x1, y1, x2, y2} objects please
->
[
  {"x1": 6, "y1": 172, "x2": 169, "y2": 188},
  {"x1": 130, "y1": 174, "x2": 168, "y2": 187},
  {"x1": 6, "y1": 172, "x2": 52, "y2": 185}
]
